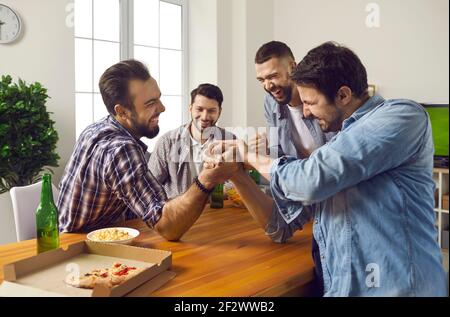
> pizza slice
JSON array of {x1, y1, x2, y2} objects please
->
[
  {"x1": 110, "y1": 262, "x2": 145, "y2": 285},
  {"x1": 64, "y1": 263, "x2": 145, "y2": 289}
]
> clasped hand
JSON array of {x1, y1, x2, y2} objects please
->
[{"x1": 202, "y1": 134, "x2": 270, "y2": 170}]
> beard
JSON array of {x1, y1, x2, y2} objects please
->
[
  {"x1": 315, "y1": 109, "x2": 344, "y2": 133},
  {"x1": 265, "y1": 84, "x2": 293, "y2": 106},
  {"x1": 322, "y1": 120, "x2": 343, "y2": 133},
  {"x1": 318, "y1": 120, "x2": 331, "y2": 133},
  {"x1": 130, "y1": 112, "x2": 160, "y2": 139},
  {"x1": 191, "y1": 115, "x2": 218, "y2": 139},
  {"x1": 140, "y1": 124, "x2": 160, "y2": 139}
]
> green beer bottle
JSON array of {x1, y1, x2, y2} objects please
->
[
  {"x1": 36, "y1": 174, "x2": 60, "y2": 253},
  {"x1": 210, "y1": 183, "x2": 224, "y2": 209},
  {"x1": 249, "y1": 170, "x2": 261, "y2": 185}
]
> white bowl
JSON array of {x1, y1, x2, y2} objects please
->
[{"x1": 87, "y1": 227, "x2": 140, "y2": 245}]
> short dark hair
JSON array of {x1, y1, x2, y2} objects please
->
[
  {"x1": 99, "y1": 60, "x2": 151, "y2": 115},
  {"x1": 255, "y1": 41, "x2": 295, "y2": 64},
  {"x1": 190, "y1": 84, "x2": 224, "y2": 108},
  {"x1": 291, "y1": 42, "x2": 368, "y2": 102}
]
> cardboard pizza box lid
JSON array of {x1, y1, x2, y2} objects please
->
[{"x1": 1, "y1": 241, "x2": 172, "y2": 297}]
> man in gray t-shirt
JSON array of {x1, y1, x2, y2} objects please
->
[{"x1": 149, "y1": 84, "x2": 234, "y2": 200}]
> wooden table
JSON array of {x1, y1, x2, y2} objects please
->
[{"x1": 0, "y1": 203, "x2": 317, "y2": 297}]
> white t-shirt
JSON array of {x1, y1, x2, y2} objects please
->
[
  {"x1": 287, "y1": 105, "x2": 317, "y2": 158},
  {"x1": 189, "y1": 136, "x2": 212, "y2": 179}
]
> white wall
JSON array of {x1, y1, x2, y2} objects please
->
[
  {"x1": 274, "y1": 0, "x2": 449, "y2": 104},
  {"x1": 188, "y1": 0, "x2": 218, "y2": 88},
  {"x1": 245, "y1": 0, "x2": 274, "y2": 128},
  {"x1": 218, "y1": 0, "x2": 248, "y2": 127},
  {"x1": 0, "y1": 0, "x2": 75, "y2": 182},
  {"x1": 0, "y1": 0, "x2": 74, "y2": 244},
  {"x1": 189, "y1": 0, "x2": 274, "y2": 129}
]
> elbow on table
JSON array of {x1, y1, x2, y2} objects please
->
[
  {"x1": 158, "y1": 230, "x2": 184, "y2": 242},
  {"x1": 265, "y1": 229, "x2": 291, "y2": 244},
  {"x1": 154, "y1": 221, "x2": 184, "y2": 242},
  {"x1": 269, "y1": 236, "x2": 288, "y2": 244}
]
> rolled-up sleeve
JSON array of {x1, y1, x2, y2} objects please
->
[
  {"x1": 265, "y1": 202, "x2": 313, "y2": 243},
  {"x1": 265, "y1": 156, "x2": 315, "y2": 241}
]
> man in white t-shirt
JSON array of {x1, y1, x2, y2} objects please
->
[
  {"x1": 255, "y1": 41, "x2": 332, "y2": 159},
  {"x1": 287, "y1": 104, "x2": 317, "y2": 158},
  {"x1": 254, "y1": 41, "x2": 334, "y2": 295}
]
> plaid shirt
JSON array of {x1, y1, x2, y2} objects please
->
[{"x1": 58, "y1": 116, "x2": 167, "y2": 233}]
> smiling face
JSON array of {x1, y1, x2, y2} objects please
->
[
  {"x1": 125, "y1": 77, "x2": 166, "y2": 139},
  {"x1": 255, "y1": 57, "x2": 296, "y2": 106},
  {"x1": 189, "y1": 95, "x2": 221, "y2": 134},
  {"x1": 297, "y1": 86, "x2": 344, "y2": 133}
]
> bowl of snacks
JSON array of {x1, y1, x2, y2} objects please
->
[
  {"x1": 224, "y1": 181, "x2": 246, "y2": 208},
  {"x1": 87, "y1": 227, "x2": 140, "y2": 245}
]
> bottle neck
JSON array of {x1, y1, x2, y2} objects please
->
[{"x1": 40, "y1": 175, "x2": 54, "y2": 206}]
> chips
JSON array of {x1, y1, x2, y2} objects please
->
[
  {"x1": 90, "y1": 228, "x2": 131, "y2": 242},
  {"x1": 224, "y1": 182, "x2": 245, "y2": 208}
]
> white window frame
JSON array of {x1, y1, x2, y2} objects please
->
[
  {"x1": 121, "y1": 0, "x2": 189, "y2": 124},
  {"x1": 75, "y1": 0, "x2": 189, "y2": 139}
]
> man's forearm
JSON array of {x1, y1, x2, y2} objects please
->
[
  {"x1": 154, "y1": 174, "x2": 213, "y2": 241},
  {"x1": 230, "y1": 169, "x2": 273, "y2": 230}
]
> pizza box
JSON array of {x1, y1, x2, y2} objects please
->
[{"x1": 0, "y1": 241, "x2": 173, "y2": 297}]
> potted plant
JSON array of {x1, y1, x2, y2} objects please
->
[{"x1": 0, "y1": 75, "x2": 59, "y2": 244}]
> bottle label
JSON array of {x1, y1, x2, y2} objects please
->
[{"x1": 37, "y1": 228, "x2": 60, "y2": 253}]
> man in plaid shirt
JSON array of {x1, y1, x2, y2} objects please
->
[{"x1": 58, "y1": 60, "x2": 238, "y2": 241}]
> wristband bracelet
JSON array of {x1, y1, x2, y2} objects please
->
[{"x1": 194, "y1": 176, "x2": 215, "y2": 195}]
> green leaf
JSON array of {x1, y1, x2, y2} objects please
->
[
  {"x1": 0, "y1": 75, "x2": 60, "y2": 192},
  {"x1": 0, "y1": 145, "x2": 10, "y2": 158}
]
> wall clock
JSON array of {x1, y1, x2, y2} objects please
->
[{"x1": 0, "y1": 4, "x2": 22, "y2": 44}]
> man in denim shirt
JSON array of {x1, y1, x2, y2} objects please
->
[
  {"x1": 255, "y1": 41, "x2": 329, "y2": 158},
  {"x1": 255, "y1": 41, "x2": 333, "y2": 293},
  {"x1": 208, "y1": 42, "x2": 447, "y2": 296}
]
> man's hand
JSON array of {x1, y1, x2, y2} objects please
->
[
  {"x1": 199, "y1": 161, "x2": 242, "y2": 188},
  {"x1": 203, "y1": 139, "x2": 273, "y2": 174},
  {"x1": 203, "y1": 139, "x2": 248, "y2": 166},
  {"x1": 248, "y1": 133, "x2": 269, "y2": 156}
]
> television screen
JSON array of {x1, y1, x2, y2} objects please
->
[{"x1": 423, "y1": 104, "x2": 449, "y2": 157}]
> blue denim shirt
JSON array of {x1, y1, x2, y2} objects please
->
[
  {"x1": 268, "y1": 95, "x2": 447, "y2": 296},
  {"x1": 264, "y1": 93, "x2": 334, "y2": 291},
  {"x1": 264, "y1": 94, "x2": 331, "y2": 158}
]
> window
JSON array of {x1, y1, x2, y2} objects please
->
[{"x1": 74, "y1": 0, "x2": 188, "y2": 151}]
